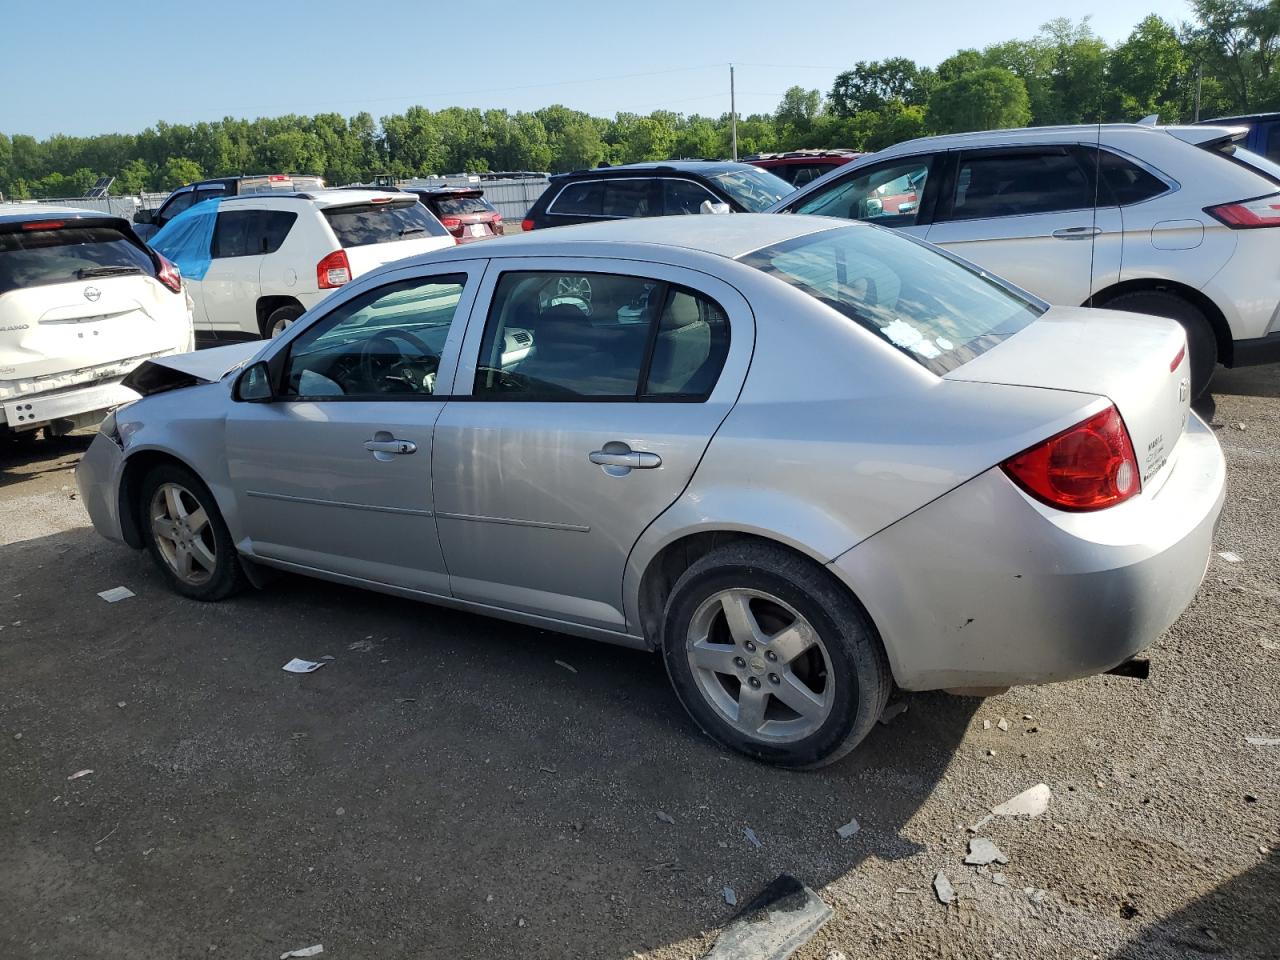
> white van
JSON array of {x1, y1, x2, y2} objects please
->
[{"x1": 0, "y1": 206, "x2": 193, "y2": 439}]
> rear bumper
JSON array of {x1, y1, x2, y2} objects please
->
[
  {"x1": 74, "y1": 431, "x2": 128, "y2": 544},
  {"x1": 1, "y1": 379, "x2": 137, "y2": 433},
  {"x1": 1230, "y1": 329, "x2": 1280, "y2": 367},
  {"x1": 831, "y1": 414, "x2": 1226, "y2": 691}
]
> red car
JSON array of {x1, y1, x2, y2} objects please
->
[
  {"x1": 745, "y1": 150, "x2": 862, "y2": 187},
  {"x1": 403, "y1": 187, "x2": 504, "y2": 244}
]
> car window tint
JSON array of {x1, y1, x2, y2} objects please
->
[
  {"x1": 645, "y1": 288, "x2": 730, "y2": 397},
  {"x1": 474, "y1": 271, "x2": 728, "y2": 400},
  {"x1": 211, "y1": 210, "x2": 257, "y2": 259},
  {"x1": 323, "y1": 200, "x2": 450, "y2": 247},
  {"x1": 550, "y1": 181, "x2": 605, "y2": 216},
  {"x1": 433, "y1": 196, "x2": 494, "y2": 216},
  {"x1": 157, "y1": 190, "x2": 195, "y2": 225},
  {"x1": 283, "y1": 275, "x2": 467, "y2": 399},
  {"x1": 0, "y1": 225, "x2": 156, "y2": 296},
  {"x1": 794, "y1": 160, "x2": 929, "y2": 226},
  {"x1": 1095, "y1": 150, "x2": 1168, "y2": 205},
  {"x1": 260, "y1": 211, "x2": 297, "y2": 253},
  {"x1": 663, "y1": 179, "x2": 718, "y2": 215},
  {"x1": 602, "y1": 180, "x2": 652, "y2": 217},
  {"x1": 950, "y1": 151, "x2": 1091, "y2": 221},
  {"x1": 792, "y1": 165, "x2": 829, "y2": 186},
  {"x1": 194, "y1": 186, "x2": 226, "y2": 206}
]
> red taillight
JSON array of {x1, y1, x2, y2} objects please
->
[
  {"x1": 1170, "y1": 344, "x2": 1186, "y2": 372},
  {"x1": 269, "y1": 175, "x2": 289, "y2": 182},
  {"x1": 521, "y1": 218, "x2": 535, "y2": 232},
  {"x1": 317, "y1": 249, "x2": 351, "y2": 289},
  {"x1": 155, "y1": 253, "x2": 182, "y2": 294},
  {"x1": 1001, "y1": 405, "x2": 1141, "y2": 511},
  {"x1": 1204, "y1": 194, "x2": 1280, "y2": 228},
  {"x1": 22, "y1": 220, "x2": 65, "y2": 231}
]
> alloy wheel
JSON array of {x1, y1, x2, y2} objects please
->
[{"x1": 149, "y1": 482, "x2": 217, "y2": 586}]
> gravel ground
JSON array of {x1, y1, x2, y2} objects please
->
[{"x1": 0, "y1": 366, "x2": 1277, "y2": 960}]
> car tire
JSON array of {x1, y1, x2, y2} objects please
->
[
  {"x1": 660, "y1": 541, "x2": 891, "y2": 768},
  {"x1": 263, "y1": 304, "x2": 303, "y2": 339},
  {"x1": 1099, "y1": 290, "x2": 1217, "y2": 397},
  {"x1": 140, "y1": 462, "x2": 246, "y2": 602}
]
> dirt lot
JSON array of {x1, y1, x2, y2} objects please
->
[{"x1": 1, "y1": 367, "x2": 1277, "y2": 960}]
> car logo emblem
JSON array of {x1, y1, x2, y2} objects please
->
[
  {"x1": 84, "y1": 286, "x2": 101, "y2": 302},
  {"x1": 1178, "y1": 378, "x2": 1189, "y2": 403}
]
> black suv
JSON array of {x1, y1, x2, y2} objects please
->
[
  {"x1": 133, "y1": 174, "x2": 326, "y2": 241},
  {"x1": 521, "y1": 161, "x2": 795, "y2": 230}
]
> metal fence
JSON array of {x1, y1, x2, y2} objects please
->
[{"x1": 3, "y1": 193, "x2": 168, "y2": 219}]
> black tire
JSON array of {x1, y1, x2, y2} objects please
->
[
  {"x1": 660, "y1": 541, "x2": 891, "y2": 768},
  {"x1": 262, "y1": 304, "x2": 303, "y2": 339},
  {"x1": 1099, "y1": 290, "x2": 1217, "y2": 398},
  {"x1": 139, "y1": 462, "x2": 247, "y2": 601}
]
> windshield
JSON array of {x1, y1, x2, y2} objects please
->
[
  {"x1": 433, "y1": 196, "x2": 494, "y2": 216},
  {"x1": 739, "y1": 226, "x2": 1043, "y2": 375},
  {"x1": 0, "y1": 224, "x2": 156, "y2": 296},
  {"x1": 323, "y1": 199, "x2": 449, "y2": 247},
  {"x1": 710, "y1": 168, "x2": 796, "y2": 212}
]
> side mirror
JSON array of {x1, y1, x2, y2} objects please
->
[
  {"x1": 234, "y1": 361, "x2": 274, "y2": 402},
  {"x1": 699, "y1": 199, "x2": 731, "y2": 216},
  {"x1": 133, "y1": 209, "x2": 155, "y2": 225},
  {"x1": 861, "y1": 197, "x2": 884, "y2": 218}
]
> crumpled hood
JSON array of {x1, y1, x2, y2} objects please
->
[{"x1": 122, "y1": 341, "x2": 263, "y2": 397}]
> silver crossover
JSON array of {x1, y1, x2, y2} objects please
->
[{"x1": 77, "y1": 215, "x2": 1226, "y2": 767}]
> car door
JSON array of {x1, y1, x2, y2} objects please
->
[
  {"x1": 923, "y1": 146, "x2": 1122, "y2": 306},
  {"x1": 788, "y1": 154, "x2": 941, "y2": 240},
  {"x1": 224, "y1": 264, "x2": 484, "y2": 594},
  {"x1": 198, "y1": 209, "x2": 267, "y2": 334},
  {"x1": 432, "y1": 257, "x2": 753, "y2": 633}
]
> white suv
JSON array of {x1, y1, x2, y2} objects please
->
[
  {"x1": 1, "y1": 206, "x2": 192, "y2": 439},
  {"x1": 155, "y1": 189, "x2": 455, "y2": 339},
  {"x1": 772, "y1": 122, "x2": 1280, "y2": 394}
]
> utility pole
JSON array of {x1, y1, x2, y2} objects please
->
[
  {"x1": 1195, "y1": 62, "x2": 1203, "y2": 122},
  {"x1": 732, "y1": 64, "x2": 742, "y2": 161}
]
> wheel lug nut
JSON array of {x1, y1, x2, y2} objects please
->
[
  {"x1": 765, "y1": 650, "x2": 777, "y2": 662},
  {"x1": 744, "y1": 641, "x2": 756, "y2": 652},
  {"x1": 748, "y1": 677, "x2": 761, "y2": 689},
  {"x1": 768, "y1": 673, "x2": 780, "y2": 685},
  {"x1": 733, "y1": 656, "x2": 746, "y2": 667}
]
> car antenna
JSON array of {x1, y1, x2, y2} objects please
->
[{"x1": 1087, "y1": 107, "x2": 1103, "y2": 308}]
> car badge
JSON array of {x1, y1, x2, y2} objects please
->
[{"x1": 84, "y1": 286, "x2": 102, "y2": 302}]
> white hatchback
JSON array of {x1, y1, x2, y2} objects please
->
[
  {"x1": 0, "y1": 206, "x2": 192, "y2": 439},
  {"x1": 157, "y1": 190, "x2": 456, "y2": 340},
  {"x1": 772, "y1": 122, "x2": 1280, "y2": 395}
]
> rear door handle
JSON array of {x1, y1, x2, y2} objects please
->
[
  {"x1": 589, "y1": 443, "x2": 661, "y2": 475},
  {"x1": 1052, "y1": 226, "x2": 1102, "y2": 240}
]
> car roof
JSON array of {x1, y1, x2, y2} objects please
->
[
  {"x1": 869, "y1": 122, "x2": 1212, "y2": 158},
  {"x1": 0, "y1": 205, "x2": 129, "y2": 228},
  {"x1": 396, "y1": 213, "x2": 852, "y2": 265},
  {"x1": 1195, "y1": 112, "x2": 1280, "y2": 124},
  {"x1": 402, "y1": 186, "x2": 484, "y2": 197},
  {"x1": 552, "y1": 160, "x2": 760, "y2": 181},
  {"x1": 220, "y1": 188, "x2": 409, "y2": 209}
]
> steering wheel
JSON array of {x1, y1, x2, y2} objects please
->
[{"x1": 358, "y1": 327, "x2": 437, "y2": 393}]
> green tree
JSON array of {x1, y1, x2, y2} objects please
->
[
  {"x1": 774, "y1": 86, "x2": 822, "y2": 142},
  {"x1": 155, "y1": 157, "x2": 203, "y2": 191},
  {"x1": 115, "y1": 158, "x2": 153, "y2": 194},
  {"x1": 829, "y1": 58, "x2": 931, "y2": 117},
  {"x1": 927, "y1": 67, "x2": 1032, "y2": 133},
  {"x1": 1108, "y1": 15, "x2": 1190, "y2": 121}
]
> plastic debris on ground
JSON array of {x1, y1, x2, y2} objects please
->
[
  {"x1": 997, "y1": 717, "x2": 1010, "y2": 732},
  {"x1": 835, "y1": 818, "x2": 860, "y2": 839},
  {"x1": 964, "y1": 837, "x2": 1009, "y2": 866},
  {"x1": 743, "y1": 826, "x2": 763, "y2": 848},
  {"x1": 279, "y1": 946, "x2": 323, "y2": 959},
  {"x1": 656, "y1": 811, "x2": 676, "y2": 825},
  {"x1": 554, "y1": 660, "x2": 578, "y2": 674},
  {"x1": 933, "y1": 871, "x2": 956, "y2": 904},
  {"x1": 723, "y1": 886, "x2": 737, "y2": 906},
  {"x1": 67, "y1": 769, "x2": 93, "y2": 781},
  {"x1": 282, "y1": 658, "x2": 325, "y2": 674},
  {"x1": 701, "y1": 874, "x2": 831, "y2": 960},
  {"x1": 97, "y1": 587, "x2": 135, "y2": 603},
  {"x1": 1218, "y1": 551, "x2": 1244, "y2": 563},
  {"x1": 992, "y1": 783, "x2": 1052, "y2": 818}
]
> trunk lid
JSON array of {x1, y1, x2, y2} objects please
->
[
  {"x1": 946, "y1": 305, "x2": 1191, "y2": 486},
  {"x1": 342, "y1": 233, "x2": 455, "y2": 277}
]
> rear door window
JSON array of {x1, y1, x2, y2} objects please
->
[
  {"x1": 946, "y1": 149, "x2": 1092, "y2": 221},
  {"x1": 663, "y1": 179, "x2": 719, "y2": 215},
  {"x1": 156, "y1": 190, "x2": 195, "y2": 226},
  {"x1": 211, "y1": 210, "x2": 256, "y2": 258},
  {"x1": 323, "y1": 200, "x2": 450, "y2": 247},
  {"x1": 549, "y1": 181, "x2": 605, "y2": 216},
  {"x1": 602, "y1": 180, "x2": 653, "y2": 217},
  {"x1": 0, "y1": 223, "x2": 156, "y2": 295}
]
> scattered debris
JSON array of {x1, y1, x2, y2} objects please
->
[
  {"x1": 1218, "y1": 551, "x2": 1244, "y2": 564},
  {"x1": 723, "y1": 886, "x2": 737, "y2": 906},
  {"x1": 94, "y1": 823, "x2": 120, "y2": 845},
  {"x1": 993, "y1": 783, "x2": 1052, "y2": 818},
  {"x1": 933, "y1": 871, "x2": 956, "y2": 904},
  {"x1": 320, "y1": 655, "x2": 335, "y2": 661},
  {"x1": 964, "y1": 838, "x2": 1009, "y2": 866},
  {"x1": 701, "y1": 874, "x2": 831, "y2": 960},
  {"x1": 1236, "y1": 422, "x2": 1247, "y2": 431},
  {"x1": 1022, "y1": 714, "x2": 1033, "y2": 720},
  {"x1": 991, "y1": 873, "x2": 1008, "y2": 886},
  {"x1": 997, "y1": 718, "x2": 1010, "y2": 732},
  {"x1": 987, "y1": 749, "x2": 997, "y2": 757},
  {"x1": 538, "y1": 765, "x2": 557, "y2": 775},
  {"x1": 982, "y1": 720, "x2": 991, "y2": 730},
  {"x1": 97, "y1": 586, "x2": 135, "y2": 603},
  {"x1": 347, "y1": 639, "x2": 377, "y2": 653},
  {"x1": 282, "y1": 658, "x2": 325, "y2": 674},
  {"x1": 395, "y1": 698, "x2": 416, "y2": 704},
  {"x1": 280, "y1": 945, "x2": 323, "y2": 959},
  {"x1": 743, "y1": 827, "x2": 763, "y2": 848},
  {"x1": 554, "y1": 660, "x2": 578, "y2": 674},
  {"x1": 1030, "y1": 889, "x2": 1048, "y2": 903},
  {"x1": 1246, "y1": 737, "x2": 1280, "y2": 746},
  {"x1": 893, "y1": 887, "x2": 915, "y2": 895},
  {"x1": 116, "y1": 702, "x2": 126, "y2": 708},
  {"x1": 517, "y1": 917, "x2": 526, "y2": 927},
  {"x1": 656, "y1": 811, "x2": 676, "y2": 825},
  {"x1": 968, "y1": 814, "x2": 994, "y2": 833},
  {"x1": 878, "y1": 701, "x2": 908, "y2": 725},
  {"x1": 335, "y1": 807, "x2": 345, "y2": 817},
  {"x1": 835, "y1": 818, "x2": 860, "y2": 840},
  {"x1": 67, "y1": 769, "x2": 93, "y2": 781}
]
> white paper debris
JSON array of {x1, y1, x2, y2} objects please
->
[
  {"x1": 97, "y1": 586, "x2": 135, "y2": 603},
  {"x1": 1246, "y1": 737, "x2": 1280, "y2": 746},
  {"x1": 743, "y1": 827, "x2": 763, "y2": 848},
  {"x1": 993, "y1": 783, "x2": 1052, "y2": 818},
  {"x1": 282, "y1": 658, "x2": 325, "y2": 674},
  {"x1": 1218, "y1": 551, "x2": 1244, "y2": 563},
  {"x1": 964, "y1": 838, "x2": 1009, "y2": 866},
  {"x1": 67, "y1": 769, "x2": 93, "y2": 781},
  {"x1": 554, "y1": 660, "x2": 578, "y2": 674},
  {"x1": 656, "y1": 811, "x2": 675, "y2": 824},
  {"x1": 933, "y1": 871, "x2": 956, "y2": 904},
  {"x1": 997, "y1": 717, "x2": 1010, "y2": 732},
  {"x1": 723, "y1": 886, "x2": 737, "y2": 906},
  {"x1": 835, "y1": 818, "x2": 860, "y2": 839},
  {"x1": 982, "y1": 719, "x2": 991, "y2": 730},
  {"x1": 280, "y1": 946, "x2": 323, "y2": 959}
]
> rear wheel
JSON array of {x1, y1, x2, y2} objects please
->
[
  {"x1": 263, "y1": 304, "x2": 303, "y2": 339},
  {"x1": 140, "y1": 463, "x2": 246, "y2": 601},
  {"x1": 661, "y1": 542, "x2": 891, "y2": 768},
  {"x1": 1099, "y1": 289, "x2": 1217, "y2": 398}
]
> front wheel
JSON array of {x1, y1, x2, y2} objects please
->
[
  {"x1": 661, "y1": 542, "x2": 891, "y2": 768},
  {"x1": 140, "y1": 463, "x2": 246, "y2": 601}
]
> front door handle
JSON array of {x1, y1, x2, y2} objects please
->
[
  {"x1": 1052, "y1": 225, "x2": 1102, "y2": 240},
  {"x1": 365, "y1": 431, "x2": 417, "y2": 461},
  {"x1": 589, "y1": 442, "x2": 661, "y2": 476}
]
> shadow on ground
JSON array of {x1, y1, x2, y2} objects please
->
[{"x1": 0, "y1": 526, "x2": 977, "y2": 959}]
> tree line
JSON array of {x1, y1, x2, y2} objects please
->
[{"x1": 2, "y1": 1, "x2": 1278, "y2": 200}]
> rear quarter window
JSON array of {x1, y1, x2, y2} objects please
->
[
  {"x1": 0, "y1": 225, "x2": 156, "y2": 296},
  {"x1": 323, "y1": 200, "x2": 450, "y2": 247}
]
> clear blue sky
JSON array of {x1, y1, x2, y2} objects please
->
[{"x1": 1, "y1": 0, "x2": 1191, "y2": 138}]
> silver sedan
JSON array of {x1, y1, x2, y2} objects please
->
[{"x1": 76, "y1": 215, "x2": 1226, "y2": 767}]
